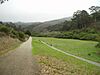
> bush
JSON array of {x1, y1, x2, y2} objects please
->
[
  {"x1": 85, "y1": 28, "x2": 97, "y2": 34},
  {"x1": 25, "y1": 30, "x2": 31, "y2": 36},
  {"x1": 0, "y1": 24, "x2": 28, "y2": 42},
  {"x1": 0, "y1": 25, "x2": 11, "y2": 34},
  {"x1": 40, "y1": 31, "x2": 99, "y2": 41},
  {"x1": 60, "y1": 31, "x2": 98, "y2": 40},
  {"x1": 18, "y1": 31, "x2": 26, "y2": 41},
  {"x1": 9, "y1": 29, "x2": 18, "y2": 38},
  {"x1": 80, "y1": 34, "x2": 98, "y2": 40}
]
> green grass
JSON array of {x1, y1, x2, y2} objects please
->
[
  {"x1": 32, "y1": 37, "x2": 100, "y2": 75},
  {"x1": 34, "y1": 37, "x2": 100, "y2": 63}
]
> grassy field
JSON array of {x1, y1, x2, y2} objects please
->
[
  {"x1": 34, "y1": 37, "x2": 100, "y2": 63},
  {"x1": 32, "y1": 37, "x2": 100, "y2": 75}
]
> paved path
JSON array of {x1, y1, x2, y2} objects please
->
[
  {"x1": 41, "y1": 41, "x2": 100, "y2": 67},
  {"x1": 0, "y1": 37, "x2": 40, "y2": 75}
]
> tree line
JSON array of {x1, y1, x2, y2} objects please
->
[
  {"x1": 63, "y1": 6, "x2": 100, "y2": 48},
  {"x1": 38, "y1": 6, "x2": 100, "y2": 48},
  {"x1": 62, "y1": 6, "x2": 100, "y2": 30}
]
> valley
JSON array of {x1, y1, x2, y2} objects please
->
[{"x1": 0, "y1": 2, "x2": 100, "y2": 74}]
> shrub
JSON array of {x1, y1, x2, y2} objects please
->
[
  {"x1": 0, "y1": 24, "x2": 28, "y2": 42},
  {"x1": 25, "y1": 30, "x2": 31, "y2": 36},
  {"x1": 9, "y1": 29, "x2": 18, "y2": 38},
  {"x1": 18, "y1": 31, "x2": 25, "y2": 41},
  {"x1": 80, "y1": 34, "x2": 98, "y2": 40},
  {"x1": 85, "y1": 28, "x2": 97, "y2": 34},
  {"x1": 0, "y1": 25, "x2": 11, "y2": 34}
]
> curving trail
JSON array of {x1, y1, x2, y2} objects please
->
[{"x1": 0, "y1": 37, "x2": 40, "y2": 75}]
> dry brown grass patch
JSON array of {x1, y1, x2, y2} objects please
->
[{"x1": 0, "y1": 36, "x2": 21, "y2": 55}]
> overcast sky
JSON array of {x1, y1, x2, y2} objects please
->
[{"x1": 0, "y1": 0, "x2": 99, "y2": 22}]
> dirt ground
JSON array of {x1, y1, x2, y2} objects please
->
[{"x1": 0, "y1": 37, "x2": 40, "y2": 75}]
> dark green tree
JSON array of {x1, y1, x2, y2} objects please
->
[
  {"x1": 89, "y1": 6, "x2": 100, "y2": 22},
  {"x1": 72, "y1": 10, "x2": 91, "y2": 29}
]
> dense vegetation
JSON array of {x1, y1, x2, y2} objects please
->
[
  {"x1": 62, "y1": 6, "x2": 100, "y2": 47},
  {"x1": 0, "y1": 22, "x2": 29, "y2": 41},
  {"x1": 31, "y1": 6, "x2": 100, "y2": 47}
]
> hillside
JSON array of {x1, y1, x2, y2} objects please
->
[
  {"x1": 15, "y1": 17, "x2": 71, "y2": 33},
  {"x1": 0, "y1": 23, "x2": 30, "y2": 55},
  {"x1": 31, "y1": 17, "x2": 71, "y2": 32},
  {"x1": 14, "y1": 22, "x2": 42, "y2": 28}
]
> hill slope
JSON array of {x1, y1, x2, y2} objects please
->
[
  {"x1": 15, "y1": 17, "x2": 71, "y2": 33},
  {"x1": 31, "y1": 17, "x2": 71, "y2": 32}
]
